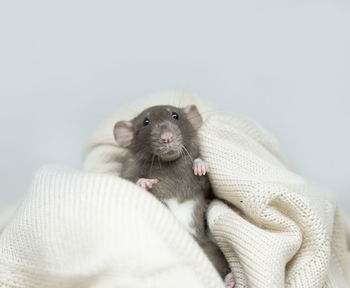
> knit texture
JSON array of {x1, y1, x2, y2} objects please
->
[{"x1": 0, "y1": 90, "x2": 349, "y2": 287}]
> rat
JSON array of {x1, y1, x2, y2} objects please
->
[{"x1": 114, "y1": 105, "x2": 234, "y2": 286}]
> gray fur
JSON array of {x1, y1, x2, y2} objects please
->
[{"x1": 115, "y1": 105, "x2": 229, "y2": 277}]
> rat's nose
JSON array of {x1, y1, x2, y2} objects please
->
[{"x1": 160, "y1": 132, "x2": 173, "y2": 144}]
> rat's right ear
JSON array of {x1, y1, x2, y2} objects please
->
[{"x1": 113, "y1": 121, "x2": 134, "y2": 147}]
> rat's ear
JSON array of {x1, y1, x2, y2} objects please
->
[
  {"x1": 113, "y1": 120, "x2": 134, "y2": 147},
  {"x1": 184, "y1": 105, "x2": 203, "y2": 130}
]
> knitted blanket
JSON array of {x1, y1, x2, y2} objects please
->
[{"x1": 0, "y1": 91, "x2": 349, "y2": 288}]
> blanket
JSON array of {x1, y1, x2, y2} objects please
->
[{"x1": 0, "y1": 90, "x2": 349, "y2": 288}]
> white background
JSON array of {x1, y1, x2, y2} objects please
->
[{"x1": 0, "y1": 0, "x2": 349, "y2": 210}]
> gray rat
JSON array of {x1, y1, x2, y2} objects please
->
[{"x1": 113, "y1": 105, "x2": 233, "y2": 283}]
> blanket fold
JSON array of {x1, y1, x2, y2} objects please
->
[
  {"x1": 200, "y1": 115, "x2": 350, "y2": 287},
  {"x1": 0, "y1": 90, "x2": 349, "y2": 288},
  {"x1": 0, "y1": 166, "x2": 223, "y2": 288}
]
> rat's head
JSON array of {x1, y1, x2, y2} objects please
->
[{"x1": 114, "y1": 105, "x2": 202, "y2": 162}]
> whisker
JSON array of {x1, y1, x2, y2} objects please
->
[
  {"x1": 180, "y1": 148, "x2": 185, "y2": 160},
  {"x1": 182, "y1": 145, "x2": 193, "y2": 162}
]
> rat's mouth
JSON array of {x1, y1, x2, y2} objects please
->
[{"x1": 157, "y1": 147, "x2": 182, "y2": 161}]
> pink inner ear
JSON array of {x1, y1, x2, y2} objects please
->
[
  {"x1": 184, "y1": 105, "x2": 202, "y2": 130},
  {"x1": 114, "y1": 121, "x2": 134, "y2": 147}
]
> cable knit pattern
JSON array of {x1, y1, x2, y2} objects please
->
[
  {"x1": 0, "y1": 90, "x2": 349, "y2": 287},
  {"x1": 0, "y1": 166, "x2": 224, "y2": 288},
  {"x1": 200, "y1": 115, "x2": 350, "y2": 288}
]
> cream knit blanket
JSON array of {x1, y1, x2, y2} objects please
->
[{"x1": 0, "y1": 91, "x2": 349, "y2": 288}]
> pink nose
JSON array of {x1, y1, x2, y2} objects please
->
[{"x1": 160, "y1": 132, "x2": 173, "y2": 143}]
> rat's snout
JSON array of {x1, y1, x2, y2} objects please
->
[
  {"x1": 151, "y1": 121, "x2": 182, "y2": 161},
  {"x1": 160, "y1": 131, "x2": 173, "y2": 144}
]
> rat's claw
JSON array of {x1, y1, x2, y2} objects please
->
[
  {"x1": 193, "y1": 158, "x2": 209, "y2": 176},
  {"x1": 224, "y1": 272, "x2": 235, "y2": 288},
  {"x1": 136, "y1": 178, "x2": 158, "y2": 190}
]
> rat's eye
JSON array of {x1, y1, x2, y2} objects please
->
[
  {"x1": 172, "y1": 112, "x2": 179, "y2": 120},
  {"x1": 143, "y1": 118, "x2": 150, "y2": 126}
]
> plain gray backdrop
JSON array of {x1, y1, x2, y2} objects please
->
[{"x1": 0, "y1": 0, "x2": 349, "y2": 210}]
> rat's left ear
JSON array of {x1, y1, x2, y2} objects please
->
[{"x1": 184, "y1": 105, "x2": 203, "y2": 130}]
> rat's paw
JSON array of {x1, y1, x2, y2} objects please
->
[
  {"x1": 136, "y1": 178, "x2": 158, "y2": 190},
  {"x1": 193, "y1": 158, "x2": 209, "y2": 176},
  {"x1": 224, "y1": 272, "x2": 235, "y2": 288}
]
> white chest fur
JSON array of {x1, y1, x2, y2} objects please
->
[{"x1": 164, "y1": 198, "x2": 198, "y2": 236}]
